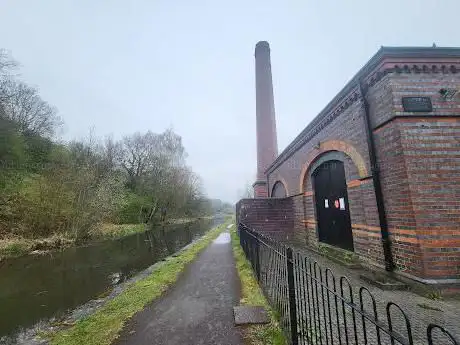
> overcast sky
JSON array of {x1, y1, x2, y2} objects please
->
[{"x1": 0, "y1": 0, "x2": 458, "y2": 203}]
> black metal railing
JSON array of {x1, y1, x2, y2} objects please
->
[{"x1": 238, "y1": 223, "x2": 459, "y2": 345}]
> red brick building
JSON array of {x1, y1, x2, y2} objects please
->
[{"x1": 239, "y1": 42, "x2": 460, "y2": 286}]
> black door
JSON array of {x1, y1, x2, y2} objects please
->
[{"x1": 313, "y1": 160, "x2": 354, "y2": 251}]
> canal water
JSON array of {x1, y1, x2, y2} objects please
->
[{"x1": 0, "y1": 217, "x2": 222, "y2": 342}]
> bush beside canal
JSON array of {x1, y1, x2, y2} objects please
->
[
  {"x1": 0, "y1": 217, "x2": 218, "y2": 261},
  {"x1": 230, "y1": 226, "x2": 286, "y2": 345},
  {"x1": 0, "y1": 235, "x2": 73, "y2": 260},
  {"x1": 0, "y1": 223, "x2": 144, "y2": 261},
  {"x1": 45, "y1": 219, "x2": 230, "y2": 345}
]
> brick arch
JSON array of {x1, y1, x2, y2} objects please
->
[
  {"x1": 271, "y1": 178, "x2": 289, "y2": 197},
  {"x1": 298, "y1": 140, "x2": 369, "y2": 193}
]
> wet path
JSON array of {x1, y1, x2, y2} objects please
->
[{"x1": 114, "y1": 232, "x2": 243, "y2": 345}]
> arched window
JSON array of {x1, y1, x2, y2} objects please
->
[{"x1": 271, "y1": 181, "x2": 287, "y2": 198}]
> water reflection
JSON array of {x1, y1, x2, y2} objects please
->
[{"x1": 0, "y1": 217, "x2": 221, "y2": 341}]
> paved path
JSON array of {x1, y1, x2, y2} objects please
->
[{"x1": 114, "y1": 232, "x2": 243, "y2": 345}]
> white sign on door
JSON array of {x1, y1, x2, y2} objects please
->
[
  {"x1": 324, "y1": 199, "x2": 329, "y2": 208},
  {"x1": 339, "y1": 197, "x2": 345, "y2": 210}
]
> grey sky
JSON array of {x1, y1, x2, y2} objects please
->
[{"x1": 1, "y1": 0, "x2": 458, "y2": 203}]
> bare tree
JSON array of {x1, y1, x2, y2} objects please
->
[
  {"x1": 2, "y1": 81, "x2": 61, "y2": 137},
  {"x1": 0, "y1": 50, "x2": 61, "y2": 137},
  {"x1": 118, "y1": 129, "x2": 186, "y2": 190},
  {"x1": 114, "y1": 129, "x2": 190, "y2": 223},
  {"x1": 0, "y1": 50, "x2": 19, "y2": 117},
  {"x1": 157, "y1": 166, "x2": 202, "y2": 220},
  {"x1": 0, "y1": 49, "x2": 18, "y2": 74},
  {"x1": 100, "y1": 135, "x2": 122, "y2": 174}
]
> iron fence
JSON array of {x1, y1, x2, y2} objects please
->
[{"x1": 238, "y1": 223, "x2": 459, "y2": 345}]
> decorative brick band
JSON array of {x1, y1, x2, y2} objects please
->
[
  {"x1": 351, "y1": 223, "x2": 381, "y2": 239},
  {"x1": 353, "y1": 229, "x2": 381, "y2": 238},
  {"x1": 374, "y1": 115, "x2": 460, "y2": 134},
  {"x1": 299, "y1": 140, "x2": 369, "y2": 192},
  {"x1": 302, "y1": 218, "x2": 317, "y2": 224},
  {"x1": 304, "y1": 221, "x2": 383, "y2": 230},
  {"x1": 389, "y1": 228, "x2": 417, "y2": 237},
  {"x1": 422, "y1": 239, "x2": 460, "y2": 248},
  {"x1": 392, "y1": 236, "x2": 419, "y2": 244},
  {"x1": 351, "y1": 225, "x2": 423, "y2": 244},
  {"x1": 302, "y1": 221, "x2": 423, "y2": 239},
  {"x1": 347, "y1": 179, "x2": 362, "y2": 188},
  {"x1": 352, "y1": 223, "x2": 381, "y2": 232}
]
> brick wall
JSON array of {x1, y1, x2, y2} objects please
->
[
  {"x1": 399, "y1": 117, "x2": 460, "y2": 279},
  {"x1": 290, "y1": 194, "x2": 307, "y2": 247},
  {"x1": 373, "y1": 71, "x2": 460, "y2": 280},
  {"x1": 267, "y1": 100, "x2": 371, "y2": 197},
  {"x1": 259, "y1": 55, "x2": 460, "y2": 282},
  {"x1": 266, "y1": 97, "x2": 384, "y2": 265},
  {"x1": 373, "y1": 118, "x2": 422, "y2": 275},
  {"x1": 303, "y1": 193, "x2": 318, "y2": 247},
  {"x1": 236, "y1": 198, "x2": 294, "y2": 241}
]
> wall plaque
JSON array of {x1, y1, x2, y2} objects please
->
[{"x1": 402, "y1": 97, "x2": 433, "y2": 112}]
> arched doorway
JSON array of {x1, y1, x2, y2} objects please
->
[
  {"x1": 271, "y1": 181, "x2": 287, "y2": 198},
  {"x1": 313, "y1": 160, "x2": 354, "y2": 251}
]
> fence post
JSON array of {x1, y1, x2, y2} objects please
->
[
  {"x1": 286, "y1": 247, "x2": 299, "y2": 345},
  {"x1": 242, "y1": 233, "x2": 244, "y2": 254},
  {"x1": 240, "y1": 225, "x2": 247, "y2": 257},
  {"x1": 254, "y1": 231, "x2": 260, "y2": 281}
]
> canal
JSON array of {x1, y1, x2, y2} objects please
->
[{"x1": 0, "y1": 217, "x2": 222, "y2": 343}]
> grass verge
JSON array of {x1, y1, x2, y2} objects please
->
[
  {"x1": 47, "y1": 219, "x2": 230, "y2": 345},
  {"x1": 230, "y1": 226, "x2": 286, "y2": 345}
]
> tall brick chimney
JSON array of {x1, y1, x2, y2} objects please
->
[{"x1": 253, "y1": 41, "x2": 278, "y2": 198}]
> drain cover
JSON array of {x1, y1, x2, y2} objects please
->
[{"x1": 233, "y1": 306, "x2": 270, "y2": 325}]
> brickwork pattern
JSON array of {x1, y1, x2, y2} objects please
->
[
  {"x1": 400, "y1": 118, "x2": 460, "y2": 279},
  {"x1": 261, "y1": 56, "x2": 460, "y2": 281},
  {"x1": 267, "y1": 101, "x2": 371, "y2": 197},
  {"x1": 303, "y1": 193, "x2": 318, "y2": 248},
  {"x1": 370, "y1": 71, "x2": 460, "y2": 280},
  {"x1": 390, "y1": 72, "x2": 460, "y2": 280},
  {"x1": 236, "y1": 198, "x2": 294, "y2": 241},
  {"x1": 373, "y1": 117, "x2": 422, "y2": 275},
  {"x1": 253, "y1": 182, "x2": 268, "y2": 198},
  {"x1": 290, "y1": 194, "x2": 306, "y2": 247},
  {"x1": 254, "y1": 41, "x2": 278, "y2": 196},
  {"x1": 266, "y1": 101, "x2": 385, "y2": 267}
]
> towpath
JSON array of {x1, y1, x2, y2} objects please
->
[{"x1": 114, "y1": 231, "x2": 243, "y2": 345}]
